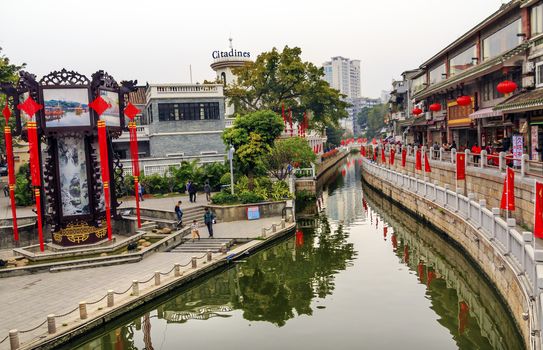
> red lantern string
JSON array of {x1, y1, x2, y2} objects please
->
[
  {"x1": 281, "y1": 104, "x2": 286, "y2": 131},
  {"x1": 2, "y1": 105, "x2": 18, "y2": 241},
  {"x1": 125, "y1": 102, "x2": 142, "y2": 228},
  {"x1": 288, "y1": 108, "x2": 293, "y2": 137}
]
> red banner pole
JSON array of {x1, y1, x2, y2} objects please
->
[
  {"x1": 34, "y1": 188, "x2": 44, "y2": 251},
  {"x1": 129, "y1": 122, "x2": 141, "y2": 228},
  {"x1": 4, "y1": 126, "x2": 18, "y2": 240},
  {"x1": 97, "y1": 120, "x2": 112, "y2": 240}
]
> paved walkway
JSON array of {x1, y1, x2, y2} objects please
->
[{"x1": 0, "y1": 216, "x2": 283, "y2": 349}]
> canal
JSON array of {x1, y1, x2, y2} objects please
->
[{"x1": 69, "y1": 155, "x2": 524, "y2": 350}]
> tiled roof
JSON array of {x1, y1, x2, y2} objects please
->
[
  {"x1": 494, "y1": 88, "x2": 543, "y2": 112},
  {"x1": 128, "y1": 86, "x2": 146, "y2": 105}
]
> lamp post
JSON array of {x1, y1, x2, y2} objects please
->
[{"x1": 228, "y1": 144, "x2": 235, "y2": 195}]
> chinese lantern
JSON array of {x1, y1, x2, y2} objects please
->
[
  {"x1": 456, "y1": 96, "x2": 471, "y2": 106},
  {"x1": 412, "y1": 107, "x2": 423, "y2": 116},
  {"x1": 429, "y1": 103, "x2": 441, "y2": 112},
  {"x1": 497, "y1": 80, "x2": 517, "y2": 95}
]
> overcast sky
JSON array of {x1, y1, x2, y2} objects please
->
[{"x1": 1, "y1": 0, "x2": 507, "y2": 98}]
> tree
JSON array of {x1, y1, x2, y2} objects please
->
[
  {"x1": 222, "y1": 110, "x2": 284, "y2": 189},
  {"x1": 266, "y1": 137, "x2": 316, "y2": 180},
  {"x1": 0, "y1": 48, "x2": 25, "y2": 153},
  {"x1": 363, "y1": 104, "x2": 387, "y2": 139},
  {"x1": 225, "y1": 46, "x2": 348, "y2": 130}
]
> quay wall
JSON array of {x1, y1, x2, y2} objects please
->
[{"x1": 362, "y1": 159, "x2": 538, "y2": 350}]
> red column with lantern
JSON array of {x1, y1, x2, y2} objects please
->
[{"x1": 125, "y1": 102, "x2": 142, "y2": 228}]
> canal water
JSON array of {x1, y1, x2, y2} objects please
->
[{"x1": 69, "y1": 155, "x2": 524, "y2": 350}]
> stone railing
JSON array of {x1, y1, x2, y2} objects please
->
[
  {"x1": 370, "y1": 143, "x2": 540, "y2": 230},
  {"x1": 362, "y1": 158, "x2": 543, "y2": 349}
]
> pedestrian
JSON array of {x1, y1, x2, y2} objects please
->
[
  {"x1": 174, "y1": 200, "x2": 183, "y2": 228},
  {"x1": 186, "y1": 181, "x2": 191, "y2": 201},
  {"x1": 471, "y1": 143, "x2": 481, "y2": 164},
  {"x1": 190, "y1": 220, "x2": 200, "y2": 242},
  {"x1": 189, "y1": 181, "x2": 197, "y2": 203},
  {"x1": 3, "y1": 184, "x2": 8, "y2": 197},
  {"x1": 451, "y1": 140, "x2": 457, "y2": 151},
  {"x1": 138, "y1": 182, "x2": 144, "y2": 201},
  {"x1": 203, "y1": 207, "x2": 215, "y2": 238},
  {"x1": 204, "y1": 180, "x2": 211, "y2": 202}
]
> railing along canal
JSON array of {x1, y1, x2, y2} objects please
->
[{"x1": 362, "y1": 157, "x2": 543, "y2": 348}]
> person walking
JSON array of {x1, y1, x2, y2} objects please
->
[
  {"x1": 203, "y1": 207, "x2": 215, "y2": 238},
  {"x1": 190, "y1": 220, "x2": 200, "y2": 242},
  {"x1": 174, "y1": 200, "x2": 183, "y2": 228},
  {"x1": 186, "y1": 181, "x2": 192, "y2": 202},
  {"x1": 451, "y1": 140, "x2": 457, "y2": 151},
  {"x1": 204, "y1": 180, "x2": 211, "y2": 202},
  {"x1": 138, "y1": 182, "x2": 144, "y2": 201},
  {"x1": 189, "y1": 181, "x2": 197, "y2": 203}
]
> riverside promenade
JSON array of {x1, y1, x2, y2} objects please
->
[{"x1": 0, "y1": 193, "x2": 294, "y2": 349}]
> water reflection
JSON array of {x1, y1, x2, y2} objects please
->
[{"x1": 71, "y1": 155, "x2": 523, "y2": 350}]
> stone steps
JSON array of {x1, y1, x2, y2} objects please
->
[
  {"x1": 170, "y1": 238, "x2": 233, "y2": 253},
  {"x1": 49, "y1": 256, "x2": 142, "y2": 273}
]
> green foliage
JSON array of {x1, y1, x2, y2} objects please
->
[
  {"x1": 220, "y1": 172, "x2": 232, "y2": 186},
  {"x1": 358, "y1": 104, "x2": 387, "y2": 139},
  {"x1": 296, "y1": 189, "x2": 316, "y2": 202},
  {"x1": 238, "y1": 191, "x2": 266, "y2": 204},
  {"x1": 14, "y1": 164, "x2": 32, "y2": 206},
  {"x1": 270, "y1": 180, "x2": 291, "y2": 200},
  {"x1": 326, "y1": 125, "x2": 344, "y2": 148},
  {"x1": 223, "y1": 110, "x2": 283, "y2": 186},
  {"x1": 0, "y1": 48, "x2": 25, "y2": 153},
  {"x1": 210, "y1": 191, "x2": 239, "y2": 205},
  {"x1": 225, "y1": 46, "x2": 348, "y2": 129},
  {"x1": 201, "y1": 162, "x2": 228, "y2": 191},
  {"x1": 266, "y1": 137, "x2": 316, "y2": 180}
]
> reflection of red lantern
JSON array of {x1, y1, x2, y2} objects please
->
[
  {"x1": 412, "y1": 107, "x2": 423, "y2": 115},
  {"x1": 459, "y1": 301, "x2": 470, "y2": 334},
  {"x1": 295, "y1": 230, "x2": 304, "y2": 247},
  {"x1": 429, "y1": 103, "x2": 441, "y2": 112},
  {"x1": 497, "y1": 80, "x2": 517, "y2": 95},
  {"x1": 391, "y1": 234, "x2": 397, "y2": 250},
  {"x1": 341, "y1": 168, "x2": 346, "y2": 176},
  {"x1": 456, "y1": 95, "x2": 471, "y2": 106}
]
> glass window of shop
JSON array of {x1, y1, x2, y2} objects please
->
[
  {"x1": 532, "y1": 3, "x2": 543, "y2": 36},
  {"x1": 449, "y1": 45, "x2": 477, "y2": 76},
  {"x1": 429, "y1": 63, "x2": 446, "y2": 85},
  {"x1": 482, "y1": 19, "x2": 522, "y2": 61},
  {"x1": 411, "y1": 75, "x2": 427, "y2": 94}
]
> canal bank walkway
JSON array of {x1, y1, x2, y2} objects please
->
[{"x1": 0, "y1": 216, "x2": 284, "y2": 350}]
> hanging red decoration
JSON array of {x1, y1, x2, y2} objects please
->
[
  {"x1": 17, "y1": 96, "x2": 44, "y2": 251},
  {"x1": 412, "y1": 107, "x2": 423, "y2": 116},
  {"x1": 456, "y1": 96, "x2": 472, "y2": 106},
  {"x1": 2, "y1": 104, "x2": 18, "y2": 241},
  {"x1": 125, "y1": 102, "x2": 142, "y2": 228},
  {"x1": 281, "y1": 103, "x2": 286, "y2": 131},
  {"x1": 90, "y1": 96, "x2": 113, "y2": 240},
  {"x1": 496, "y1": 80, "x2": 517, "y2": 95},
  {"x1": 288, "y1": 108, "x2": 293, "y2": 137},
  {"x1": 429, "y1": 103, "x2": 441, "y2": 112}
]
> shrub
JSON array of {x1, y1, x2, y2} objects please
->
[
  {"x1": 14, "y1": 173, "x2": 32, "y2": 206},
  {"x1": 211, "y1": 191, "x2": 239, "y2": 205},
  {"x1": 270, "y1": 181, "x2": 290, "y2": 200},
  {"x1": 296, "y1": 189, "x2": 316, "y2": 202},
  {"x1": 238, "y1": 191, "x2": 265, "y2": 204}
]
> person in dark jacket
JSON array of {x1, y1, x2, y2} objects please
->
[
  {"x1": 204, "y1": 180, "x2": 211, "y2": 202},
  {"x1": 203, "y1": 207, "x2": 215, "y2": 238},
  {"x1": 188, "y1": 181, "x2": 197, "y2": 203},
  {"x1": 174, "y1": 201, "x2": 183, "y2": 227}
]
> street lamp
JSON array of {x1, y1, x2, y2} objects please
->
[{"x1": 228, "y1": 144, "x2": 235, "y2": 195}]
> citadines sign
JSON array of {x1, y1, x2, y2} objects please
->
[{"x1": 212, "y1": 49, "x2": 251, "y2": 59}]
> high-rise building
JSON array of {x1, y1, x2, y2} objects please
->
[{"x1": 323, "y1": 56, "x2": 361, "y2": 99}]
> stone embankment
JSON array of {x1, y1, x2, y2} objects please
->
[{"x1": 362, "y1": 158, "x2": 542, "y2": 350}]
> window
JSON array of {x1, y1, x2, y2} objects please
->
[
  {"x1": 532, "y1": 4, "x2": 543, "y2": 36},
  {"x1": 157, "y1": 102, "x2": 220, "y2": 121},
  {"x1": 429, "y1": 63, "x2": 446, "y2": 85},
  {"x1": 481, "y1": 70, "x2": 522, "y2": 101},
  {"x1": 536, "y1": 62, "x2": 543, "y2": 87},
  {"x1": 450, "y1": 45, "x2": 477, "y2": 76},
  {"x1": 412, "y1": 75, "x2": 427, "y2": 94},
  {"x1": 482, "y1": 19, "x2": 522, "y2": 61}
]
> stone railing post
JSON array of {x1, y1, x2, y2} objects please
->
[
  {"x1": 174, "y1": 263, "x2": 181, "y2": 277},
  {"x1": 207, "y1": 249, "x2": 212, "y2": 262},
  {"x1": 521, "y1": 154, "x2": 529, "y2": 177},
  {"x1": 407, "y1": 145, "x2": 412, "y2": 157},
  {"x1": 522, "y1": 232, "x2": 532, "y2": 275},
  {"x1": 451, "y1": 148, "x2": 457, "y2": 164},
  {"x1": 506, "y1": 218, "x2": 516, "y2": 254},
  {"x1": 47, "y1": 314, "x2": 56, "y2": 334},
  {"x1": 434, "y1": 180, "x2": 439, "y2": 200},
  {"x1": 467, "y1": 193, "x2": 475, "y2": 220},
  {"x1": 455, "y1": 188, "x2": 461, "y2": 212},
  {"x1": 491, "y1": 208, "x2": 500, "y2": 240},
  {"x1": 479, "y1": 199, "x2": 486, "y2": 228},
  {"x1": 464, "y1": 149, "x2": 471, "y2": 168},
  {"x1": 191, "y1": 256, "x2": 197, "y2": 268},
  {"x1": 79, "y1": 302, "x2": 87, "y2": 320},
  {"x1": 221, "y1": 243, "x2": 227, "y2": 254},
  {"x1": 107, "y1": 290, "x2": 114, "y2": 307},
  {"x1": 480, "y1": 150, "x2": 487, "y2": 169},
  {"x1": 132, "y1": 280, "x2": 139, "y2": 296},
  {"x1": 9, "y1": 330, "x2": 19, "y2": 350},
  {"x1": 439, "y1": 147, "x2": 444, "y2": 161},
  {"x1": 281, "y1": 219, "x2": 286, "y2": 229},
  {"x1": 261, "y1": 227, "x2": 267, "y2": 238},
  {"x1": 154, "y1": 271, "x2": 160, "y2": 286},
  {"x1": 499, "y1": 152, "x2": 506, "y2": 172}
]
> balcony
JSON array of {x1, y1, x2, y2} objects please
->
[
  {"x1": 146, "y1": 84, "x2": 224, "y2": 100},
  {"x1": 390, "y1": 112, "x2": 406, "y2": 121},
  {"x1": 113, "y1": 125, "x2": 149, "y2": 142}
]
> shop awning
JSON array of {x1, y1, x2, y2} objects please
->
[
  {"x1": 469, "y1": 107, "x2": 502, "y2": 119},
  {"x1": 448, "y1": 118, "x2": 472, "y2": 127},
  {"x1": 494, "y1": 88, "x2": 543, "y2": 113},
  {"x1": 411, "y1": 117, "x2": 428, "y2": 126}
]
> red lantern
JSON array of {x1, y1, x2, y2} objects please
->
[
  {"x1": 429, "y1": 103, "x2": 441, "y2": 112},
  {"x1": 412, "y1": 107, "x2": 423, "y2": 116},
  {"x1": 497, "y1": 80, "x2": 517, "y2": 95},
  {"x1": 456, "y1": 96, "x2": 472, "y2": 106}
]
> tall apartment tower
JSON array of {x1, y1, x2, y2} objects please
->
[{"x1": 323, "y1": 56, "x2": 361, "y2": 98}]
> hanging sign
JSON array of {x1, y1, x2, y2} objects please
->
[
  {"x1": 247, "y1": 206, "x2": 260, "y2": 220},
  {"x1": 512, "y1": 134, "x2": 523, "y2": 167}
]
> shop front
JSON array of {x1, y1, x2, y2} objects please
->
[
  {"x1": 447, "y1": 98, "x2": 476, "y2": 150},
  {"x1": 469, "y1": 107, "x2": 504, "y2": 151}
]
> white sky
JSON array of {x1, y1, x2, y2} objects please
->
[{"x1": 1, "y1": 0, "x2": 507, "y2": 98}]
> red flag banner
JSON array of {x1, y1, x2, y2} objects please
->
[
  {"x1": 373, "y1": 148, "x2": 377, "y2": 161},
  {"x1": 401, "y1": 149, "x2": 406, "y2": 167},
  {"x1": 361, "y1": 146, "x2": 366, "y2": 157},
  {"x1": 415, "y1": 150, "x2": 422, "y2": 170},
  {"x1": 125, "y1": 102, "x2": 142, "y2": 228},
  {"x1": 424, "y1": 152, "x2": 431, "y2": 173},
  {"x1": 500, "y1": 167, "x2": 515, "y2": 211},
  {"x1": 390, "y1": 148, "x2": 395, "y2": 165},
  {"x1": 456, "y1": 153, "x2": 466, "y2": 180},
  {"x1": 534, "y1": 182, "x2": 543, "y2": 238},
  {"x1": 381, "y1": 147, "x2": 386, "y2": 163}
]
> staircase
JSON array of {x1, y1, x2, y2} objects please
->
[
  {"x1": 180, "y1": 206, "x2": 206, "y2": 226},
  {"x1": 170, "y1": 238, "x2": 234, "y2": 253}
]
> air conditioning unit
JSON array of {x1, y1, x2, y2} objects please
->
[{"x1": 525, "y1": 61, "x2": 535, "y2": 73}]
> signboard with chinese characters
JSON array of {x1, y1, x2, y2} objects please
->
[
  {"x1": 247, "y1": 206, "x2": 260, "y2": 220},
  {"x1": 532, "y1": 126, "x2": 539, "y2": 160},
  {"x1": 512, "y1": 134, "x2": 523, "y2": 167}
]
